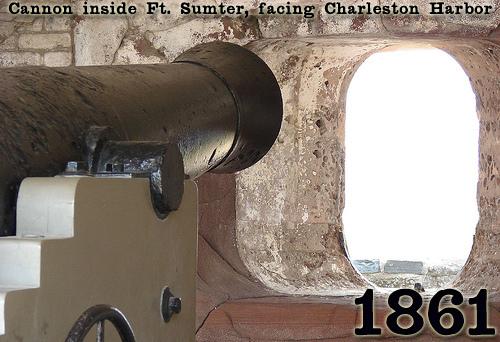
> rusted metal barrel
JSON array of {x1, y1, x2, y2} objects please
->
[{"x1": 0, "y1": 42, "x2": 283, "y2": 235}]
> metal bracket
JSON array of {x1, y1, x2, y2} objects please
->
[
  {"x1": 64, "y1": 126, "x2": 185, "y2": 218},
  {"x1": 161, "y1": 287, "x2": 182, "y2": 322}
]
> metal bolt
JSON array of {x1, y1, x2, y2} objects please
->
[
  {"x1": 161, "y1": 287, "x2": 182, "y2": 322},
  {"x1": 65, "y1": 161, "x2": 88, "y2": 174},
  {"x1": 168, "y1": 297, "x2": 182, "y2": 314}
]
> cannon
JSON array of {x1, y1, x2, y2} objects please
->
[
  {"x1": 0, "y1": 42, "x2": 282, "y2": 341},
  {"x1": 0, "y1": 42, "x2": 282, "y2": 234}
]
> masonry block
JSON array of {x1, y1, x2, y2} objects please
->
[
  {"x1": 43, "y1": 51, "x2": 71, "y2": 67},
  {"x1": 18, "y1": 33, "x2": 71, "y2": 49},
  {"x1": 0, "y1": 51, "x2": 42, "y2": 67},
  {"x1": 384, "y1": 260, "x2": 424, "y2": 275}
]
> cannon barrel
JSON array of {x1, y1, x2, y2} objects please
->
[{"x1": 0, "y1": 42, "x2": 283, "y2": 235}]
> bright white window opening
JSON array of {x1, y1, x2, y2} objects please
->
[{"x1": 343, "y1": 48, "x2": 479, "y2": 289}]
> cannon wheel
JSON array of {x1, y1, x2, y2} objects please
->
[{"x1": 65, "y1": 304, "x2": 136, "y2": 342}]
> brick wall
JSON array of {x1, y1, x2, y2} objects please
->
[
  {"x1": 0, "y1": 2, "x2": 72, "y2": 67},
  {"x1": 1, "y1": 0, "x2": 498, "y2": 69}
]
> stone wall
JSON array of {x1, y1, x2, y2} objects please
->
[
  {"x1": 353, "y1": 259, "x2": 464, "y2": 289},
  {"x1": 238, "y1": 37, "x2": 499, "y2": 296},
  {"x1": 0, "y1": 0, "x2": 261, "y2": 67},
  {"x1": 2, "y1": 0, "x2": 499, "y2": 67},
  {"x1": 0, "y1": 1, "x2": 72, "y2": 67}
]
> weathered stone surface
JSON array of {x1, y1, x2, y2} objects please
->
[
  {"x1": 16, "y1": 18, "x2": 43, "y2": 32},
  {"x1": 0, "y1": 13, "x2": 12, "y2": 22},
  {"x1": 0, "y1": 34, "x2": 16, "y2": 50},
  {"x1": 43, "y1": 51, "x2": 71, "y2": 67},
  {"x1": 384, "y1": 260, "x2": 424, "y2": 274},
  {"x1": 255, "y1": 0, "x2": 500, "y2": 37},
  {"x1": 74, "y1": 17, "x2": 128, "y2": 65},
  {"x1": 13, "y1": 16, "x2": 35, "y2": 23},
  {"x1": 146, "y1": 17, "x2": 260, "y2": 61},
  {"x1": 44, "y1": 16, "x2": 71, "y2": 31},
  {"x1": 236, "y1": 37, "x2": 499, "y2": 299},
  {"x1": 0, "y1": 21, "x2": 15, "y2": 41},
  {"x1": 361, "y1": 259, "x2": 465, "y2": 288},
  {"x1": 0, "y1": 51, "x2": 42, "y2": 66},
  {"x1": 353, "y1": 259, "x2": 381, "y2": 274},
  {"x1": 18, "y1": 33, "x2": 70, "y2": 49},
  {"x1": 258, "y1": 16, "x2": 315, "y2": 38},
  {"x1": 0, "y1": 1, "x2": 12, "y2": 20},
  {"x1": 113, "y1": 35, "x2": 166, "y2": 65},
  {"x1": 441, "y1": 40, "x2": 500, "y2": 295},
  {"x1": 366, "y1": 273, "x2": 424, "y2": 289},
  {"x1": 127, "y1": 0, "x2": 194, "y2": 32},
  {"x1": 380, "y1": 0, "x2": 499, "y2": 35},
  {"x1": 236, "y1": 39, "x2": 385, "y2": 295},
  {"x1": 318, "y1": 0, "x2": 384, "y2": 34}
]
